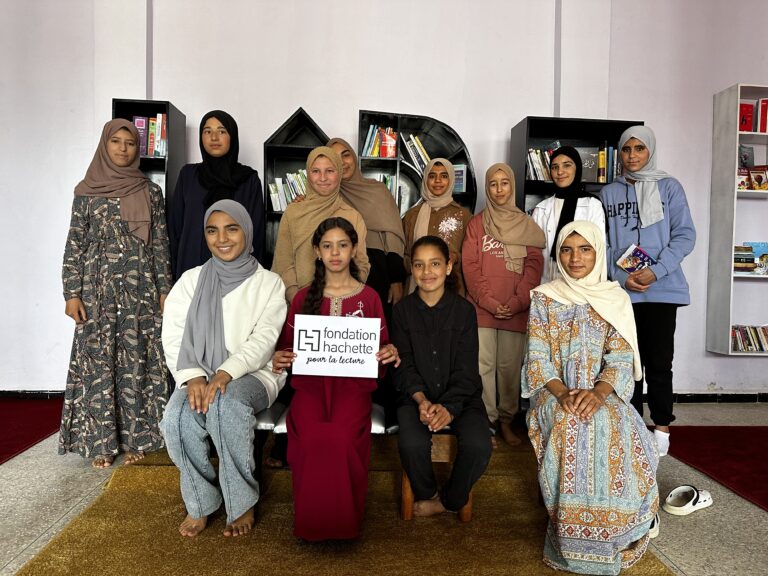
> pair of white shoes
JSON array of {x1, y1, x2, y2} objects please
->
[{"x1": 649, "y1": 485, "x2": 715, "y2": 540}]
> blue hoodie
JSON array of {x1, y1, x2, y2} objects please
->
[{"x1": 600, "y1": 176, "x2": 696, "y2": 305}]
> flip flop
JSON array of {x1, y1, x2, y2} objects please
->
[{"x1": 662, "y1": 485, "x2": 713, "y2": 516}]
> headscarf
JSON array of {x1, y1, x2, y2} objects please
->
[
  {"x1": 284, "y1": 146, "x2": 345, "y2": 257},
  {"x1": 619, "y1": 125, "x2": 669, "y2": 228},
  {"x1": 74, "y1": 119, "x2": 151, "y2": 244},
  {"x1": 197, "y1": 110, "x2": 256, "y2": 208},
  {"x1": 533, "y1": 220, "x2": 642, "y2": 380},
  {"x1": 176, "y1": 200, "x2": 260, "y2": 378},
  {"x1": 413, "y1": 158, "x2": 456, "y2": 242},
  {"x1": 482, "y1": 163, "x2": 546, "y2": 273},
  {"x1": 327, "y1": 137, "x2": 405, "y2": 257},
  {"x1": 549, "y1": 146, "x2": 594, "y2": 260}
]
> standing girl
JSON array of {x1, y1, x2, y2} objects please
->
[
  {"x1": 462, "y1": 163, "x2": 545, "y2": 446},
  {"x1": 531, "y1": 146, "x2": 605, "y2": 281},
  {"x1": 600, "y1": 126, "x2": 695, "y2": 455},
  {"x1": 60, "y1": 119, "x2": 172, "y2": 468},
  {"x1": 272, "y1": 217, "x2": 399, "y2": 541},
  {"x1": 402, "y1": 158, "x2": 471, "y2": 295},
  {"x1": 169, "y1": 110, "x2": 265, "y2": 278}
]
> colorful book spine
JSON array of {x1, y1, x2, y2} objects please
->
[
  {"x1": 148, "y1": 118, "x2": 157, "y2": 157},
  {"x1": 132, "y1": 116, "x2": 148, "y2": 156}
]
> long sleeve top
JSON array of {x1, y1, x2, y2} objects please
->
[
  {"x1": 600, "y1": 176, "x2": 696, "y2": 305},
  {"x1": 161, "y1": 264, "x2": 287, "y2": 406},
  {"x1": 391, "y1": 290, "x2": 482, "y2": 417},
  {"x1": 168, "y1": 164, "x2": 266, "y2": 279},
  {"x1": 461, "y1": 213, "x2": 544, "y2": 332}
]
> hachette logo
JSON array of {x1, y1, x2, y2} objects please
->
[{"x1": 297, "y1": 329, "x2": 321, "y2": 352}]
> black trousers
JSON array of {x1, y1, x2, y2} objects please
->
[
  {"x1": 397, "y1": 398, "x2": 491, "y2": 511},
  {"x1": 631, "y1": 302, "x2": 678, "y2": 426}
]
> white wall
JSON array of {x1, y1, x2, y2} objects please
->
[{"x1": 3, "y1": 0, "x2": 767, "y2": 392}]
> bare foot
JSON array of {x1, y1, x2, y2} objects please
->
[
  {"x1": 92, "y1": 455, "x2": 114, "y2": 469},
  {"x1": 413, "y1": 496, "x2": 446, "y2": 517},
  {"x1": 179, "y1": 514, "x2": 207, "y2": 537},
  {"x1": 123, "y1": 451, "x2": 145, "y2": 465},
  {"x1": 223, "y1": 507, "x2": 255, "y2": 537},
  {"x1": 500, "y1": 422, "x2": 522, "y2": 446},
  {"x1": 491, "y1": 435, "x2": 498, "y2": 449}
]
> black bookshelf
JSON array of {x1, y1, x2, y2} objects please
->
[
  {"x1": 263, "y1": 108, "x2": 329, "y2": 269},
  {"x1": 509, "y1": 116, "x2": 643, "y2": 211},
  {"x1": 112, "y1": 98, "x2": 186, "y2": 207},
  {"x1": 358, "y1": 110, "x2": 477, "y2": 216}
]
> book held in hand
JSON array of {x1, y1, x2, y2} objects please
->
[{"x1": 616, "y1": 244, "x2": 656, "y2": 273}]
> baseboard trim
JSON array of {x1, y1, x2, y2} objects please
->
[
  {"x1": 671, "y1": 393, "x2": 768, "y2": 403},
  {"x1": 0, "y1": 391, "x2": 65, "y2": 399}
]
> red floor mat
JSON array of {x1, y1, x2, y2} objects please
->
[{"x1": 0, "y1": 397, "x2": 63, "y2": 465}]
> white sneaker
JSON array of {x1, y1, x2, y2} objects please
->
[
  {"x1": 649, "y1": 513, "x2": 660, "y2": 539},
  {"x1": 654, "y1": 429, "x2": 670, "y2": 457}
]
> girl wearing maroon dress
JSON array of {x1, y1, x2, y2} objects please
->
[{"x1": 271, "y1": 217, "x2": 399, "y2": 540}]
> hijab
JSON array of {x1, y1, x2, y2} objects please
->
[
  {"x1": 176, "y1": 200, "x2": 260, "y2": 378},
  {"x1": 482, "y1": 163, "x2": 546, "y2": 273},
  {"x1": 533, "y1": 220, "x2": 642, "y2": 380},
  {"x1": 74, "y1": 119, "x2": 152, "y2": 244},
  {"x1": 549, "y1": 146, "x2": 594, "y2": 260},
  {"x1": 197, "y1": 110, "x2": 256, "y2": 208},
  {"x1": 327, "y1": 137, "x2": 405, "y2": 257},
  {"x1": 285, "y1": 146, "x2": 346, "y2": 257},
  {"x1": 619, "y1": 125, "x2": 669, "y2": 228},
  {"x1": 413, "y1": 158, "x2": 456, "y2": 242}
]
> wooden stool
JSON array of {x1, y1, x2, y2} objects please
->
[{"x1": 400, "y1": 434, "x2": 473, "y2": 522}]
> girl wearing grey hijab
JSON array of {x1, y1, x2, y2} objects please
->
[{"x1": 161, "y1": 199, "x2": 287, "y2": 538}]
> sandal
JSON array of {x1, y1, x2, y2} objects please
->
[
  {"x1": 649, "y1": 513, "x2": 660, "y2": 539},
  {"x1": 662, "y1": 485, "x2": 713, "y2": 516}
]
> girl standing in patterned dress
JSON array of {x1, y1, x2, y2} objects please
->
[
  {"x1": 402, "y1": 158, "x2": 471, "y2": 295},
  {"x1": 271, "y1": 217, "x2": 399, "y2": 541},
  {"x1": 60, "y1": 119, "x2": 172, "y2": 468}
]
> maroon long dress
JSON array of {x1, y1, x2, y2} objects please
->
[{"x1": 281, "y1": 283, "x2": 388, "y2": 541}]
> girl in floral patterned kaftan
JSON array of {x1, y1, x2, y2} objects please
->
[{"x1": 522, "y1": 220, "x2": 659, "y2": 575}]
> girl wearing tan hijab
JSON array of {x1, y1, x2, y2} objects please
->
[
  {"x1": 272, "y1": 146, "x2": 370, "y2": 303},
  {"x1": 462, "y1": 163, "x2": 545, "y2": 446},
  {"x1": 59, "y1": 119, "x2": 173, "y2": 468},
  {"x1": 402, "y1": 159, "x2": 472, "y2": 295}
]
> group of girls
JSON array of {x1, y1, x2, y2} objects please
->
[{"x1": 59, "y1": 110, "x2": 694, "y2": 575}]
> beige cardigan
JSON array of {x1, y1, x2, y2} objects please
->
[{"x1": 272, "y1": 200, "x2": 370, "y2": 301}]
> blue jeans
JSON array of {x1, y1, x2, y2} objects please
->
[{"x1": 161, "y1": 374, "x2": 269, "y2": 524}]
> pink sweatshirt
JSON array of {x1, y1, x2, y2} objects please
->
[{"x1": 461, "y1": 214, "x2": 544, "y2": 332}]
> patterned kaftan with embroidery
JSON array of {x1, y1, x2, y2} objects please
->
[
  {"x1": 280, "y1": 283, "x2": 388, "y2": 541},
  {"x1": 523, "y1": 292, "x2": 659, "y2": 576}
]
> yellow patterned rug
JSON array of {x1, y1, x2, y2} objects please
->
[{"x1": 18, "y1": 437, "x2": 673, "y2": 576}]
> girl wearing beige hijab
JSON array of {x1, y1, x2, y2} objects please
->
[
  {"x1": 271, "y1": 146, "x2": 370, "y2": 303},
  {"x1": 402, "y1": 159, "x2": 472, "y2": 295},
  {"x1": 462, "y1": 163, "x2": 545, "y2": 446},
  {"x1": 59, "y1": 119, "x2": 173, "y2": 468},
  {"x1": 328, "y1": 138, "x2": 407, "y2": 308}
]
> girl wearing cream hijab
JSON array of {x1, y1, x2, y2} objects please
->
[
  {"x1": 523, "y1": 220, "x2": 658, "y2": 575},
  {"x1": 402, "y1": 158, "x2": 472, "y2": 294}
]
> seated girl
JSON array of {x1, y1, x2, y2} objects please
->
[
  {"x1": 161, "y1": 200, "x2": 287, "y2": 538},
  {"x1": 523, "y1": 220, "x2": 659, "y2": 575},
  {"x1": 271, "y1": 217, "x2": 399, "y2": 541},
  {"x1": 392, "y1": 235, "x2": 491, "y2": 517}
]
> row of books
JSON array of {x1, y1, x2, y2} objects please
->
[
  {"x1": 361, "y1": 125, "x2": 397, "y2": 158},
  {"x1": 736, "y1": 166, "x2": 768, "y2": 190},
  {"x1": 525, "y1": 141, "x2": 620, "y2": 184},
  {"x1": 132, "y1": 114, "x2": 168, "y2": 158},
  {"x1": 374, "y1": 173, "x2": 398, "y2": 202},
  {"x1": 738, "y1": 98, "x2": 768, "y2": 132},
  {"x1": 731, "y1": 324, "x2": 768, "y2": 353},
  {"x1": 733, "y1": 242, "x2": 768, "y2": 273},
  {"x1": 399, "y1": 133, "x2": 431, "y2": 175},
  {"x1": 267, "y1": 170, "x2": 308, "y2": 212}
]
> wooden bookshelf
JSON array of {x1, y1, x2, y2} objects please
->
[
  {"x1": 263, "y1": 108, "x2": 329, "y2": 269},
  {"x1": 357, "y1": 110, "x2": 477, "y2": 216},
  {"x1": 112, "y1": 98, "x2": 186, "y2": 207},
  {"x1": 509, "y1": 116, "x2": 642, "y2": 211},
  {"x1": 707, "y1": 84, "x2": 768, "y2": 355}
]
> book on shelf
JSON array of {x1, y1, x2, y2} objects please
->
[
  {"x1": 411, "y1": 135, "x2": 430, "y2": 165},
  {"x1": 739, "y1": 99, "x2": 756, "y2": 131},
  {"x1": 731, "y1": 324, "x2": 768, "y2": 352},
  {"x1": 757, "y1": 98, "x2": 768, "y2": 132},
  {"x1": 736, "y1": 168, "x2": 751, "y2": 190},
  {"x1": 575, "y1": 146, "x2": 600, "y2": 183},
  {"x1": 132, "y1": 116, "x2": 149, "y2": 156},
  {"x1": 148, "y1": 117, "x2": 157, "y2": 156},
  {"x1": 616, "y1": 244, "x2": 656, "y2": 273},
  {"x1": 269, "y1": 169, "x2": 308, "y2": 212},
  {"x1": 400, "y1": 133, "x2": 430, "y2": 175},
  {"x1": 597, "y1": 143, "x2": 607, "y2": 183},
  {"x1": 155, "y1": 112, "x2": 167, "y2": 157},
  {"x1": 362, "y1": 125, "x2": 397, "y2": 158},
  {"x1": 748, "y1": 167, "x2": 768, "y2": 190},
  {"x1": 742, "y1": 241, "x2": 768, "y2": 258},
  {"x1": 453, "y1": 164, "x2": 467, "y2": 193},
  {"x1": 738, "y1": 144, "x2": 755, "y2": 168},
  {"x1": 733, "y1": 245, "x2": 756, "y2": 272}
]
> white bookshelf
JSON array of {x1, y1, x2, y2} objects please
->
[{"x1": 707, "y1": 84, "x2": 768, "y2": 355}]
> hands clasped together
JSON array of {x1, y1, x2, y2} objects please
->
[{"x1": 418, "y1": 399, "x2": 454, "y2": 433}]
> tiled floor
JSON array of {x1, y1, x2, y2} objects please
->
[{"x1": 1, "y1": 403, "x2": 766, "y2": 575}]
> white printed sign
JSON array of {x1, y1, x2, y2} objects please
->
[{"x1": 291, "y1": 314, "x2": 381, "y2": 378}]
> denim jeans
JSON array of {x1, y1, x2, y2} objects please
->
[{"x1": 161, "y1": 374, "x2": 269, "y2": 524}]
